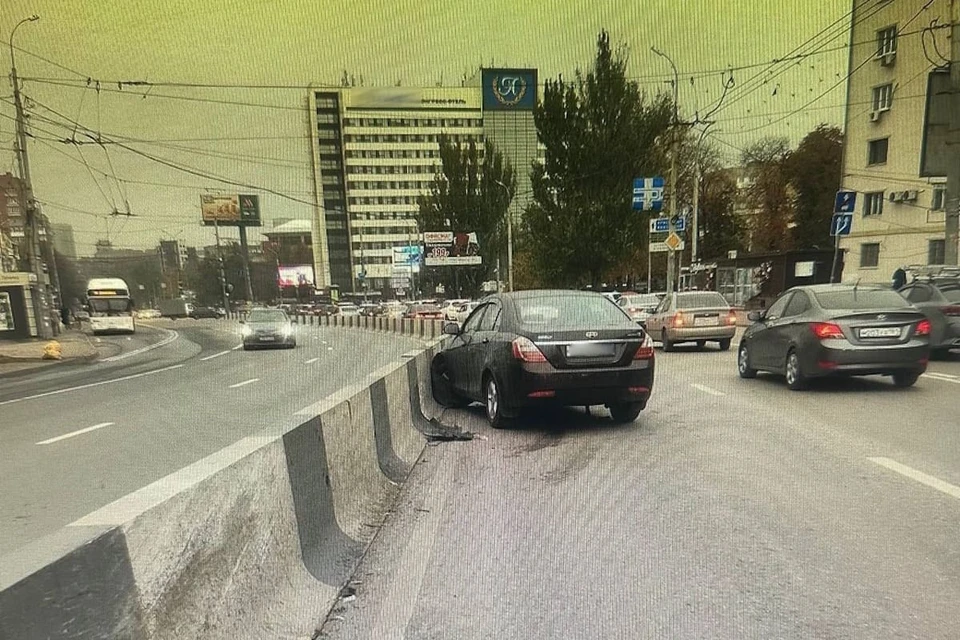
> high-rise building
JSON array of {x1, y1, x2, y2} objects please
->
[
  {"x1": 50, "y1": 223, "x2": 77, "y2": 259},
  {"x1": 308, "y1": 69, "x2": 541, "y2": 292},
  {"x1": 839, "y1": 0, "x2": 952, "y2": 281},
  {"x1": 0, "y1": 173, "x2": 27, "y2": 271}
]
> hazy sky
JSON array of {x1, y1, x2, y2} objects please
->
[{"x1": 1, "y1": 1, "x2": 849, "y2": 255}]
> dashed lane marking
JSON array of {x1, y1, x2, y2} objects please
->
[{"x1": 36, "y1": 422, "x2": 116, "y2": 445}]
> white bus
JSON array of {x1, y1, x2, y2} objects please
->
[{"x1": 85, "y1": 277, "x2": 136, "y2": 335}]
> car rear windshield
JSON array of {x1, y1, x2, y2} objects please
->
[
  {"x1": 622, "y1": 295, "x2": 660, "y2": 308},
  {"x1": 813, "y1": 289, "x2": 912, "y2": 310},
  {"x1": 516, "y1": 295, "x2": 628, "y2": 327},
  {"x1": 676, "y1": 292, "x2": 728, "y2": 308},
  {"x1": 248, "y1": 310, "x2": 287, "y2": 322},
  {"x1": 933, "y1": 279, "x2": 960, "y2": 302}
]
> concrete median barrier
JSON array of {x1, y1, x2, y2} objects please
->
[{"x1": 0, "y1": 342, "x2": 445, "y2": 639}]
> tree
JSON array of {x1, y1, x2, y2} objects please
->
[
  {"x1": 524, "y1": 30, "x2": 674, "y2": 287},
  {"x1": 741, "y1": 137, "x2": 795, "y2": 252},
  {"x1": 697, "y1": 168, "x2": 746, "y2": 261},
  {"x1": 53, "y1": 251, "x2": 86, "y2": 309},
  {"x1": 786, "y1": 125, "x2": 842, "y2": 250},
  {"x1": 416, "y1": 135, "x2": 515, "y2": 297}
]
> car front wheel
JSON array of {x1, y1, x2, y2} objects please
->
[{"x1": 738, "y1": 343, "x2": 757, "y2": 378}]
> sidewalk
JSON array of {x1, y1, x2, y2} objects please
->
[{"x1": 0, "y1": 330, "x2": 98, "y2": 377}]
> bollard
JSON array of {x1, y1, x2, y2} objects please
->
[{"x1": 417, "y1": 318, "x2": 425, "y2": 337}]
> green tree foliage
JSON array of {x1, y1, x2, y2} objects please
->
[
  {"x1": 523, "y1": 30, "x2": 674, "y2": 287},
  {"x1": 698, "y1": 168, "x2": 746, "y2": 261},
  {"x1": 741, "y1": 137, "x2": 795, "y2": 252},
  {"x1": 786, "y1": 125, "x2": 843, "y2": 250},
  {"x1": 416, "y1": 135, "x2": 515, "y2": 297},
  {"x1": 53, "y1": 251, "x2": 87, "y2": 308}
]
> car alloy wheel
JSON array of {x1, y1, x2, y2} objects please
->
[
  {"x1": 485, "y1": 375, "x2": 507, "y2": 429},
  {"x1": 738, "y1": 343, "x2": 757, "y2": 379},
  {"x1": 785, "y1": 350, "x2": 806, "y2": 390}
]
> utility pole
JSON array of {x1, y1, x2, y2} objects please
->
[
  {"x1": 494, "y1": 179, "x2": 514, "y2": 292},
  {"x1": 10, "y1": 15, "x2": 51, "y2": 338},
  {"x1": 653, "y1": 47, "x2": 681, "y2": 296},
  {"x1": 947, "y1": 0, "x2": 960, "y2": 265},
  {"x1": 213, "y1": 217, "x2": 230, "y2": 313}
]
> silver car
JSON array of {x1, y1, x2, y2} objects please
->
[
  {"x1": 645, "y1": 291, "x2": 737, "y2": 351},
  {"x1": 617, "y1": 293, "x2": 661, "y2": 327}
]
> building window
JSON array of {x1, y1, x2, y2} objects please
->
[
  {"x1": 928, "y1": 239, "x2": 946, "y2": 265},
  {"x1": 867, "y1": 138, "x2": 888, "y2": 165},
  {"x1": 860, "y1": 243, "x2": 880, "y2": 268},
  {"x1": 931, "y1": 186, "x2": 946, "y2": 210},
  {"x1": 872, "y1": 84, "x2": 893, "y2": 112},
  {"x1": 877, "y1": 26, "x2": 897, "y2": 57},
  {"x1": 864, "y1": 191, "x2": 884, "y2": 217}
]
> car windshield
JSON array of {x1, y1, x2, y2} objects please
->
[
  {"x1": 89, "y1": 299, "x2": 131, "y2": 313},
  {"x1": 933, "y1": 279, "x2": 960, "y2": 302},
  {"x1": 247, "y1": 310, "x2": 287, "y2": 323},
  {"x1": 516, "y1": 294, "x2": 628, "y2": 327},
  {"x1": 813, "y1": 289, "x2": 913, "y2": 310},
  {"x1": 676, "y1": 292, "x2": 729, "y2": 309}
]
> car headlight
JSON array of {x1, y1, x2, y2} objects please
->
[
  {"x1": 240, "y1": 325, "x2": 252, "y2": 336},
  {"x1": 281, "y1": 325, "x2": 293, "y2": 336}
]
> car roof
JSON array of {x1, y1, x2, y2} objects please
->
[
  {"x1": 500, "y1": 289, "x2": 606, "y2": 300},
  {"x1": 795, "y1": 283, "x2": 891, "y2": 293}
]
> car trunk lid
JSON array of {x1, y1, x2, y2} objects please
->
[
  {"x1": 525, "y1": 326, "x2": 646, "y2": 369},
  {"x1": 830, "y1": 310, "x2": 925, "y2": 345}
]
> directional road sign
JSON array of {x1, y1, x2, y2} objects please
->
[
  {"x1": 649, "y1": 240, "x2": 685, "y2": 253},
  {"x1": 834, "y1": 190, "x2": 857, "y2": 213},
  {"x1": 633, "y1": 177, "x2": 665, "y2": 212},
  {"x1": 830, "y1": 212, "x2": 853, "y2": 236},
  {"x1": 650, "y1": 217, "x2": 670, "y2": 233},
  {"x1": 665, "y1": 232, "x2": 683, "y2": 251}
]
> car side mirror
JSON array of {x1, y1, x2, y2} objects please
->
[
  {"x1": 443, "y1": 322, "x2": 460, "y2": 336},
  {"x1": 747, "y1": 310, "x2": 763, "y2": 322}
]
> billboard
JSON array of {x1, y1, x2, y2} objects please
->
[
  {"x1": 423, "y1": 231, "x2": 482, "y2": 266},
  {"x1": 278, "y1": 265, "x2": 315, "y2": 287},
  {"x1": 482, "y1": 69, "x2": 538, "y2": 111},
  {"x1": 392, "y1": 245, "x2": 423, "y2": 273},
  {"x1": 201, "y1": 194, "x2": 262, "y2": 227}
]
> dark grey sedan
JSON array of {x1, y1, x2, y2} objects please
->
[
  {"x1": 738, "y1": 284, "x2": 931, "y2": 390},
  {"x1": 898, "y1": 276, "x2": 960, "y2": 357},
  {"x1": 240, "y1": 308, "x2": 297, "y2": 350}
]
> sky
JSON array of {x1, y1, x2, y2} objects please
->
[{"x1": 1, "y1": 0, "x2": 849, "y2": 256}]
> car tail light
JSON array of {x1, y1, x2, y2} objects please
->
[
  {"x1": 811, "y1": 322, "x2": 844, "y2": 340},
  {"x1": 726, "y1": 311, "x2": 738, "y2": 325},
  {"x1": 528, "y1": 390, "x2": 555, "y2": 398},
  {"x1": 628, "y1": 386, "x2": 649, "y2": 395},
  {"x1": 633, "y1": 334, "x2": 655, "y2": 359},
  {"x1": 512, "y1": 337, "x2": 547, "y2": 363},
  {"x1": 672, "y1": 313, "x2": 684, "y2": 328},
  {"x1": 942, "y1": 305, "x2": 960, "y2": 317},
  {"x1": 916, "y1": 319, "x2": 932, "y2": 336}
]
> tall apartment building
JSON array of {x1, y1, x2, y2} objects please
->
[
  {"x1": 50, "y1": 223, "x2": 77, "y2": 260},
  {"x1": 308, "y1": 69, "x2": 540, "y2": 292},
  {"x1": 839, "y1": 0, "x2": 953, "y2": 282},
  {"x1": 0, "y1": 173, "x2": 26, "y2": 271}
]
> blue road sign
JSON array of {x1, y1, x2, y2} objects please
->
[
  {"x1": 632, "y1": 177, "x2": 665, "y2": 212},
  {"x1": 831, "y1": 213, "x2": 853, "y2": 236},
  {"x1": 834, "y1": 190, "x2": 857, "y2": 213},
  {"x1": 650, "y1": 217, "x2": 670, "y2": 233}
]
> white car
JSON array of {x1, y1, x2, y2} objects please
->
[
  {"x1": 442, "y1": 299, "x2": 471, "y2": 321},
  {"x1": 455, "y1": 301, "x2": 482, "y2": 324},
  {"x1": 338, "y1": 304, "x2": 361, "y2": 317}
]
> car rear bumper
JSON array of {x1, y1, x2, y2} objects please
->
[
  {"x1": 666, "y1": 325, "x2": 737, "y2": 342},
  {"x1": 806, "y1": 342, "x2": 929, "y2": 376},
  {"x1": 505, "y1": 360, "x2": 655, "y2": 409}
]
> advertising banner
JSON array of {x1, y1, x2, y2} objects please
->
[
  {"x1": 278, "y1": 265, "x2": 315, "y2": 287},
  {"x1": 482, "y1": 69, "x2": 538, "y2": 111},
  {"x1": 201, "y1": 194, "x2": 262, "y2": 226},
  {"x1": 392, "y1": 245, "x2": 423, "y2": 273},
  {"x1": 423, "y1": 231, "x2": 482, "y2": 266}
]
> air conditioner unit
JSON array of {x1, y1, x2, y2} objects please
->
[
  {"x1": 879, "y1": 52, "x2": 896, "y2": 66},
  {"x1": 869, "y1": 111, "x2": 881, "y2": 123},
  {"x1": 905, "y1": 190, "x2": 918, "y2": 202},
  {"x1": 889, "y1": 191, "x2": 904, "y2": 202}
]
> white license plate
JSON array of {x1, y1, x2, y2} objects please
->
[
  {"x1": 566, "y1": 343, "x2": 616, "y2": 358},
  {"x1": 859, "y1": 326, "x2": 900, "y2": 338},
  {"x1": 259, "y1": 336, "x2": 276, "y2": 342},
  {"x1": 694, "y1": 316, "x2": 718, "y2": 327}
]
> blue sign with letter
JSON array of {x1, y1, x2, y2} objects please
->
[
  {"x1": 482, "y1": 69, "x2": 538, "y2": 111},
  {"x1": 633, "y1": 177, "x2": 665, "y2": 212},
  {"x1": 834, "y1": 190, "x2": 857, "y2": 213},
  {"x1": 651, "y1": 217, "x2": 669, "y2": 233},
  {"x1": 830, "y1": 213, "x2": 853, "y2": 236}
]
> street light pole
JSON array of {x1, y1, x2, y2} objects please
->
[
  {"x1": 652, "y1": 47, "x2": 681, "y2": 296},
  {"x1": 9, "y1": 15, "x2": 50, "y2": 338},
  {"x1": 493, "y1": 179, "x2": 514, "y2": 292}
]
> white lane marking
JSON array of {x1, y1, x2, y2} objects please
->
[
  {"x1": 70, "y1": 436, "x2": 276, "y2": 526},
  {"x1": 923, "y1": 371, "x2": 959, "y2": 379},
  {"x1": 232, "y1": 344, "x2": 243, "y2": 350},
  {"x1": 36, "y1": 422, "x2": 116, "y2": 445},
  {"x1": 200, "y1": 350, "x2": 231, "y2": 362},
  {"x1": 99, "y1": 327, "x2": 178, "y2": 363},
  {"x1": 0, "y1": 364, "x2": 185, "y2": 407},
  {"x1": 921, "y1": 373, "x2": 960, "y2": 385},
  {"x1": 691, "y1": 383, "x2": 725, "y2": 396},
  {"x1": 229, "y1": 378, "x2": 260, "y2": 389},
  {"x1": 304, "y1": 357, "x2": 319, "y2": 364},
  {"x1": 868, "y1": 457, "x2": 960, "y2": 501}
]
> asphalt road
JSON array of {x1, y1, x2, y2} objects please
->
[
  {"x1": 320, "y1": 344, "x2": 960, "y2": 640},
  {"x1": 0, "y1": 319, "x2": 427, "y2": 554}
]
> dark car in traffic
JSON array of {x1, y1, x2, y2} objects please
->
[
  {"x1": 240, "y1": 308, "x2": 297, "y2": 350},
  {"x1": 430, "y1": 290, "x2": 656, "y2": 427},
  {"x1": 737, "y1": 284, "x2": 931, "y2": 390},
  {"x1": 190, "y1": 306, "x2": 224, "y2": 319},
  {"x1": 898, "y1": 273, "x2": 960, "y2": 358}
]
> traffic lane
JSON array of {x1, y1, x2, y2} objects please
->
[
  {"x1": 321, "y1": 363, "x2": 960, "y2": 639},
  {"x1": 0, "y1": 328, "x2": 426, "y2": 553},
  {"x1": 656, "y1": 346, "x2": 960, "y2": 482}
]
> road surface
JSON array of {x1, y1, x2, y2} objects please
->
[
  {"x1": 0, "y1": 319, "x2": 426, "y2": 554},
  {"x1": 319, "y1": 345, "x2": 960, "y2": 639}
]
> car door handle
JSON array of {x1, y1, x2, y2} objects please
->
[{"x1": 481, "y1": 337, "x2": 490, "y2": 344}]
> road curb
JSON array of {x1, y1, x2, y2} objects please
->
[{"x1": 0, "y1": 351, "x2": 100, "y2": 380}]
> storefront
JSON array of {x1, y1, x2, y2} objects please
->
[
  {"x1": 713, "y1": 250, "x2": 840, "y2": 310},
  {"x1": 0, "y1": 271, "x2": 39, "y2": 339}
]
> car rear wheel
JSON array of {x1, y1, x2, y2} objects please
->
[
  {"x1": 661, "y1": 330, "x2": 675, "y2": 352},
  {"x1": 484, "y1": 373, "x2": 509, "y2": 429},
  {"x1": 891, "y1": 371, "x2": 920, "y2": 388},
  {"x1": 609, "y1": 402, "x2": 643, "y2": 424},
  {"x1": 431, "y1": 357, "x2": 468, "y2": 408},
  {"x1": 785, "y1": 350, "x2": 807, "y2": 391},
  {"x1": 718, "y1": 338, "x2": 732, "y2": 351},
  {"x1": 738, "y1": 343, "x2": 757, "y2": 378},
  {"x1": 696, "y1": 340, "x2": 706, "y2": 349}
]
